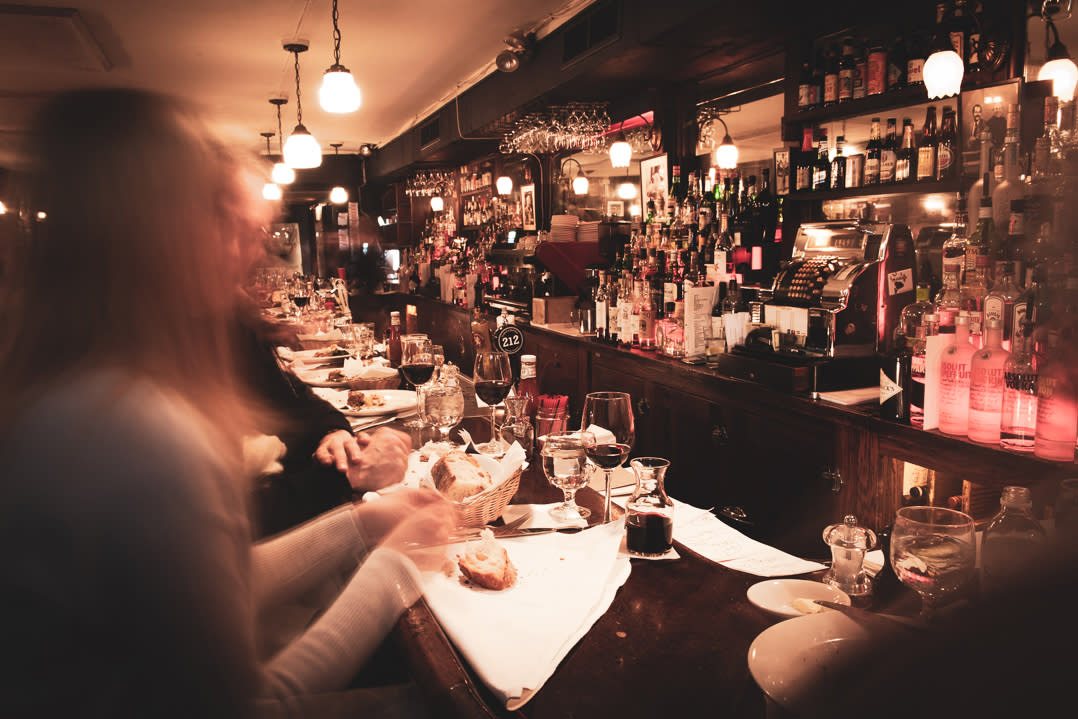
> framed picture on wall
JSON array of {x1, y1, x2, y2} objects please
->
[
  {"x1": 521, "y1": 183, "x2": 536, "y2": 231},
  {"x1": 606, "y1": 200, "x2": 624, "y2": 217},
  {"x1": 640, "y1": 153, "x2": 668, "y2": 214}
]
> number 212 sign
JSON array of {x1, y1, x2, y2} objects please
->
[{"x1": 494, "y1": 325, "x2": 524, "y2": 355}]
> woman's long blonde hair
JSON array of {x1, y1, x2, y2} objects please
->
[{"x1": 0, "y1": 88, "x2": 273, "y2": 455}]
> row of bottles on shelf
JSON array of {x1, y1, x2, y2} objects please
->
[
  {"x1": 461, "y1": 194, "x2": 493, "y2": 227},
  {"x1": 458, "y1": 167, "x2": 493, "y2": 194},
  {"x1": 796, "y1": 0, "x2": 993, "y2": 112}
]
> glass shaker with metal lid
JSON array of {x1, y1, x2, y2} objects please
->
[{"x1": 822, "y1": 514, "x2": 877, "y2": 598}]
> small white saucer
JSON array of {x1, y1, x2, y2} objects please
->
[{"x1": 746, "y1": 579, "x2": 851, "y2": 619}]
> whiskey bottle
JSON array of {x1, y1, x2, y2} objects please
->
[
  {"x1": 895, "y1": 118, "x2": 917, "y2": 183},
  {"x1": 865, "y1": 118, "x2": 882, "y2": 186},
  {"x1": 916, "y1": 105, "x2": 938, "y2": 182},
  {"x1": 936, "y1": 106, "x2": 958, "y2": 181},
  {"x1": 880, "y1": 118, "x2": 898, "y2": 184}
]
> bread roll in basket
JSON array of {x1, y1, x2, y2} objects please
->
[{"x1": 430, "y1": 450, "x2": 522, "y2": 527}]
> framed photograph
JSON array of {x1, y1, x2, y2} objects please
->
[
  {"x1": 606, "y1": 200, "x2": 624, "y2": 217},
  {"x1": 640, "y1": 153, "x2": 668, "y2": 214},
  {"x1": 959, "y1": 78, "x2": 1020, "y2": 180},
  {"x1": 773, "y1": 149, "x2": 790, "y2": 196},
  {"x1": 520, "y1": 184, "x2": 536, "y2": 231}
]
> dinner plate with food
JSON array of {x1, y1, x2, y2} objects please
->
[
  {"x1": 312, "y1": 387, "x2": 417, "y2": 417},
  {"x1": 279, "y1": 345, "x2": 353, "y2": 366}
]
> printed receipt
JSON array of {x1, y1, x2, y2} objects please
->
[{"x1": 672, "y1": 501, "x2": 827, "y2": 577}]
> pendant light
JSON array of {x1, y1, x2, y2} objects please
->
[
  {"x1": 608, "y1": 120, "x2": 632, "y2": 169},
  {"x1": 1039, "y1": 17, "x2": 1078, "y2": 101},
  {"x1": 283, "y1": 40, "x2": 322, "y2": 169},
  {"x1": 560, "y1": 157, "x2": 589, "y2": 196},
  {"x1": 923, "y1": 22, "x2": 964, "y2": 99},
  {"x1": 319, "y1": 0, "x2": 361, "y2": 113},
  {"x1": 430, "y1": 195, "x2": 444, "y2": 212},
  {"x1": 260, "y1": 132, "x2": 283, "y2": 200},
  {"x1": 496, "y1": 175, "x2": 514, "y2": 195},
  {"x1": 268, "y1": 98, "x2": 295, "y2": 184},
  {"x1": 329, "y1": 143, "x2": 348, "y2": 204},
  {"x1": 714, "y1": 116, "x2": 739, "y2": 170}
]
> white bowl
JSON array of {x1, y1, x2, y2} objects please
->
[{"x1": 746, "y1": 578, "x2": 850, "y2": 619}]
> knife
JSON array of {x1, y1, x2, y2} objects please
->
[{"x1": 813, "y1": 600, "x2": 923, "y2": 634}]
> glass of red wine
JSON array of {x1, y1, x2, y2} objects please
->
[
  {"x1": 473, "y1": 351, "x2": 513, "y2": 455},
  {"x1": 580, "y1": 391, "x2": 635, "y2": 523},
  {"x1": 399, "y1": 334, "x2": 434, "y2": 430}
]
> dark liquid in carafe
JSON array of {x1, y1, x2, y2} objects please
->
[{"x1": 626, "y1": 512, "x2": 673, "y2": 555}]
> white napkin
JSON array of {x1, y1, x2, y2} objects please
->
[
  {"x1": 297, "y1": 329, "x2": 345, "y2": 342},
  {"x1": 583, "y1": 424, "x2": 616, "y2": 444},
  {"x1": 400, "y1": 443, "x2": 527, "y2": 500},
  {"x1": 342, "y1": 357, "x2": 396, "y2": 378},
  {"x1": 419, "y1": 521, "x2": 630, "y2": 710},
  {"x1": 502, "y1": 503, "x2": 588, "y2": 529}
]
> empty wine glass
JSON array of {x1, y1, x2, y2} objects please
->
[
  {"x1": 541, "y1": 430, "x2": 596, "y2": 522},
  {"x1": 473, "y1": 351, "x2": 513, "y2": 455},
  {"x1": 422, "y1": 365, "x2": 464, "y2": 446},
  {"x1": 890, "y1": 506, "x2": 977, "y2": 620},
  {"x1": 581, "y1": 391, "x2": 635, "y2": 523}
]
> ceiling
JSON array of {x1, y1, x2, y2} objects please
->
[{"x1": 0, "y1": 0, "x2": 594, "y2": 170}]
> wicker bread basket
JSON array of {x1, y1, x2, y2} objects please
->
[{"x1": 455, "y1": 465, "x2": 523, "y2": 527}]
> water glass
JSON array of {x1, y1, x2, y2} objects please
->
[{"x1": 541, "y1": 430, "x2": 595, "y2": 521}]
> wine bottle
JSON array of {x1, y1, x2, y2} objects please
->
[
  {"x1": 916, "y1": 105, "x2": 938, "y2": 182},
  {"x1": 936, "y1": 106, "x2": 958, "y2": 181},
  {"x1": 895, "y1": 118, "x2": 917, "y2": 183},
  {"x1": 865, "y1": 118, "x2": 882, "y2": 185},
  {"x1": 880, "y1": 118, "x2": 898, "y2": 184},
  {"x1": 881, "y1": 328, "x2": 913, "y2": 423}
]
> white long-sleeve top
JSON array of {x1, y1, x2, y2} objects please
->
[{"x1": 0, "y1": 369, "x2": 420, "y2": 717}]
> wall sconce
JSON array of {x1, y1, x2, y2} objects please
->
[
  {"x1": 609, "y1": 120, "x2": 632, "y2": 169},
  {"x1": 318, "y1": 0, "x2": 361, "y2": 113},
  {"x1": 330, "y1": 186, "x2": 348, "y2": 204},
  {"x1": 713, "y1": 116, "x2": 739, "y2": 169},
  {"x1": 560, "y1": 157, "x2": 589, "y2": 196},
  {"x1": 496, "y1": 175, "x2": 514, "y2": 195},
  {"x1": 1039, "y1": 17, "x2": 1078, "y2": 101},
  {"x1": 495, "y1": 31, "x2": 535, "y2": 73},
  {"x1": 283, "y1": 40, "x2": 323, "y2": 169}
]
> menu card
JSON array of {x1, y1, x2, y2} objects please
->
[{"x1": 683, "y1": 285, "x2": 719, "y2": 360}]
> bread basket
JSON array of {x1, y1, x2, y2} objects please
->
[{"x1": 456, "y1": 465, "x2": 523, "y2": 527}]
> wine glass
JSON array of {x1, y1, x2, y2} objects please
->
[
  {"x1": 473, "y1": 351, "x2": 513, "y2": 455},
  {"x1": 890, "y1": 506, "x2": 977, "y2": 620},
  {"x1": 581, "y1": 391, "x2": 635, "y2": 523},
  {"x1": 541, "y1": 430, "x2": 596, "y2": 521},
  {"x1": 422, "y1": 374, "x2": 465, "y2": 446},
  {"x1": 400, "y1": 334, "x2": 434, "y2": 430}
]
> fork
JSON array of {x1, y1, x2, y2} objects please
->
[{"x1": 407, "y1": 513, "x2": 529, "y2": 549}]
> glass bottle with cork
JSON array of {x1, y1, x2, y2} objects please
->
[{"x1": 386, "y1": 310, "x2": 403, "y2": 367}]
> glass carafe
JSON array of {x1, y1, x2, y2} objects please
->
[
  {"x1": 625, "y1": 457, "x2": 674, "y2": 557},
  {"x1": 822, "y1": 514, "x2": 877, "y2": 598}
]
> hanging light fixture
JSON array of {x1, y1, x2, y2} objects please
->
[
  {"x1": 617, "y1": 180, "x2": 637, "y2": 200},
  {"x1": 1039, "y1": 17, "x2": 1078, "y2": 101},
  {"x1": 923, "y1": 23, "x2": 965, "y2": 99},
  {"x1": 283, "y1": 40, "x2": 322, "y2": 169},
  {"x1": 260, "y1": 132, "x2": 283, "y2": 200},
  {"x1": 268, "y1": 98, "x2": 296, "y2": 184},
  {"x1": 319, "y1": 0, "x2": 361, "y2": 113},
  {"x1": 560, "y1": 157, "x2": 590, "y2": 196},
  {"x1": 713, "y1": 115, "x2": 739, "y2": 170},
  {"x1": 496, "y1": 175, "x2": 514, "y2": 195},
  {"x1": 328, "y1": 143, "x2": 348, "y2": 204},
  {"x1": 609, "y1": 120, "x2": 632, "y2": 169},
  {"x1": 430, "y1": 195, "x2": 444, "y2": 212}
]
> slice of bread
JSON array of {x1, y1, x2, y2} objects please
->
[
  {"x1": 458, "y1": 529, "x2": 517, "y2": 590},
  {"x1": 431, "y1": 451, "x2": 494, "y2": 502}
]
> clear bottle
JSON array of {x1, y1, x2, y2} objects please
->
[
  {"x1": 959, "y1": 255, "x2": 989, "y2": 346},
  {"x1": 1034, "y1": 336, "x2": 1078, "y2": 462},
  {"x1": 967, "y1": 130, "x2": 994, "y2": 213},
  {"x1": 938, "y1": 313, "x2": 977, "y2": 437},
  {"x1": 517, "y1": 353, "x2": 539, "y2": 421},
  {"x1": 983, "y1": 262, "x2": 1022, "y2": 351},
  {"x1": 593, "y1": 271, "x2": 608, "y2": 342},
  {"x1": 992, "y1": 104, "x2": 1024, "y2": 236},
  {"x1": 968, "y1": 318, "x2": 1010, "y2": 444},
  {"x1": 910, "y1": 312, "x2": 939, "y2": 427},
  {"x1": 936, "y1": 198, "x2": 969, "y2": 326},
  {"x1": 981, "y1": 486, "x2": 1047, "y2": 595},
  {"x1": 1000, "y1": 320, "x2": 1038, "y2": 452}
]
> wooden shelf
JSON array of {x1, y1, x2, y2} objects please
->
[
  {"x1": 785, "y1": 177, "x2": 963, "y2": 202},
  {"x1": 459, "y1": 185, "x2": 493, "y2": 197}
]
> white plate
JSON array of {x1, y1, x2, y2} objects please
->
[
  {"x1": 294, "y1": 367, "x2": 351, "y2": 387},
  {"x1": 312, "y1": 387, "x2": 417, "y2": 417},
  {"x1": 746, "y1": 579, "x2": 851, "y2": 619},
  {"x1": 281, "y1": 346, "x2": 352, "y2": 364},
  {"x1": 747, "y1": 612, "x2": 874, "y2": 714}
]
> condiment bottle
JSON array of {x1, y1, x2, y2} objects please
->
[
  {"x1": 386, "y1": 310, "x2": 402, "y2": 367},
  {"x1": 517, "y1": 354, "x2": 539, "y2": 421}
]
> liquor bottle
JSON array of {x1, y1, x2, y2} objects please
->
[
  {"x1": 517, "y1": 354, "x2": 539, "y2": 420},
  {"x1": 965, "y1": 173, "x2": 995, "y2": 283},
  {"x1": 936, "y1": 106, "x2": 958, "y2": 181},
  {"x1": 888, "y1": 34, "x2": 906, "y2": 92},
  {"x1": 823, "y1": 44, "x2": 840, "y2": 106},
  {"x1": 810, "y1": 48, "x2": 825, "y2": 108},
  {"x1": 916, "y1": 106, "x2": 938, "y2": 182},
  {"x1": 387, "y1": 310, "x2": 403, "y2": 367},
  {"x1": 938, "y1": 312, "x2": 977, "y2": 436},
  {"x1": 911, "y1": 312, "x2": 939, "y2": 427},
  {"x1": 881, "y1": 327, "x2": 913, "y2": 423},
  {"x1": 967, "y1": 318, "x2": 1010, "y2": 444},
  {"x1": 880, "y1": 118, "x2": 898, "y2": 184},
  {"x1": 1033, "y1": 336, "x2": 1078, "y2": 462},
  {"x1": 795, "y1": 127, "x2": 814, "y2": 192},
  {"x1": 895, "y1": 118, "x2": 917, "y2": 183},
  {"x1": 967, "y1": 129, "x2": 993, "y2": 214},
  {"x1": 905, "y1": 29, "x2": 926, "y2": 87},
  {"x1": 983, "y1": 263, "x2": 1021, "y2": 351},
  {"x1": 936, "y1": 200, "x2": 968, "y2": 326},
  {"x1": 838, "y1": 37, "x2": 855, "y2": 103},
  {"x1": 992, "y1": 104, "x2": 1024, "y2": 237},
  {"x1": 606, "y1": 272, "x2": 619, "y2": 345},
  {"x1": 867, "y1": 43, "x2": 887, "y2": 96},
  {"x1": 1000, "y1": 320, "x2": 1038, "y2": 451},
  {"x1": 944, "y1": 0, "x2": 974, "y2": 68},
  {"x1": 959, "y1": 251, "x2": 989, "y2": 346},
  {"x1": 812, "y1": 131, "x2": 830, "y2": 191},
  {"x1": 830, "y1": 135, "x2": 847, "y2": 190},
  {"x1": 721, "y1": 277, "x2": 741, "y2": 316},
  {"x1": 981, "y1": 486, "x2": 1048, "y2": 597},
  {"x1": 853, "y1": 37, "x2": 868, "y2": 100},
  {"x1": 594, "y1": 271, "x2": 608, "y2": 342},
  {"x1": 865, "y1": 118, "x2": 882, "y2": 185},
  {"x1": 797, "y1": 60, "x2": 812, "y2": 109},
  {"x1": 618, "y1": 272, "x2": 634, "y2": 348}
]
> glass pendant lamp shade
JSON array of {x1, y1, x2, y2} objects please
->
[
  {"x1": 572, "y1": 173, "x2": 589, "y2": 195},
  {"x1": 319, "y1": 66, "x2": 361, "y2": 113},
  {"x1": 329, "y1": 186, "x2": 348, "y2": 204},
  {"x1": 715, "y1": 138, "x2": 739, "y2": 169},
  {"x1": 262, "y1": 182, "x2": 282, "y2": 201},
  {"x1": 609, "y1": 132, "x2": 632, "y2": 168},
  {"x1": 924, "y1": 49, "x2": 964, "y2": 99},
  {"x1": 271, "y1": 162, "x2": 295, "y2": 184},
  {"x1": 1040, "y1": 56, "x2": 1078, "y2": 101},
  {"x1": 284, "y1": 124, "x2": 322, "y2": 168},
  {"x1": 617, "y1": 181, "x2": 636, "y2": 200},
  {"x1": 496, "y1": 175, "x2": 514, "y2": 195},
  {"x1": 430, "y1": 196, "x2": 444, "y2": 212}
]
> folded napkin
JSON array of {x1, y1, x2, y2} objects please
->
[
  {"x1": 419, "y1": 521, "x2": 630, "y2": 710},
  {"x1": 501, "y1": 503, "x2": 588, "y2": 530},
  {"x1": 342, "y1": 357, "x2": 396, "y2": 378},
  {"x1": 400, "y1": 442, "x2": 527, "y2": 499},
  {"x1": 297, "y1": 329, "x2": 345, "y2": 342},
  {"x1": 583, "y1": 424, "x2": 616, "y2": 444}
]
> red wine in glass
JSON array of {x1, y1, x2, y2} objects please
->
[
  {"x1": 291, "y1": 295, "x2": 310, "y2": 308},
  {"x1": 586, "y1": 443, "x2": 631, "y2": 469},
  {"x1": 474, "y1": 379, "x2": 512, "y2": 406},
  {"x1": 400, "y1": 362, "x2": 435, "y2": 386}
]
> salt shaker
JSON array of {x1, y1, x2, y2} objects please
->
[{"x1": 822, "y1": 514, "x2": 877, "y2": 598}]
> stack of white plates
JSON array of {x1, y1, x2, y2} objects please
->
[
  {"x1": 550, "y1": 214, "x2": 579, "y2": 242},
  {"x1": 577, "y1": 221, "x2": 600, "y2": 242}
]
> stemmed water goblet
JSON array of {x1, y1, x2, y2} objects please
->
[
  {"x1": 580, "y1": 391, "x2": 635, "y2": 523},
  {"x1": 890, "y1": 505, "x2": 977, "y2": 620},
  {"x1": 541, "y1": 430, "x2": 596, "y2": 522},
  {"x1": 422, "y1": 367, "x2": 464, "y2": 446},
  {"x1": 473, "y1": 351, "x2": 513, "y2": 455}
]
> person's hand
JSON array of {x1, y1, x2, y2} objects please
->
[
  {"x1": 314, "y1": 429, "x2": 362, "y2": 473},
  {"x1": 353, "y1": 488, "x2": 455, "y2": 551},
  {"x1": 345, "y1": 427, "x2": 412, "y2": 492}
]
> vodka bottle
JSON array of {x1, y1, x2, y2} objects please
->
[
  {"x1": 983, "y1": 262, "x2": 1021, "y2": 351},
  {"x1": 1000, "y1": 321, "x2": 1038, "y2": 451},
  {"x1": 1034, "y1": 336, "x2": 1078, "y2": 462},
  {"x1": 967, "y1": 318, "x2": 1010, "y2": 444},
  {"x1": 992, "y1": 105, "x2": 1024, "y2": 237},
  {"x1": 938, "y1": 313, "x2": 977, "y2": 437}
]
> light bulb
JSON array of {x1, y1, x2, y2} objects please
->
[
  {"x1": 617, "y1": 182, "x2": 636, "y2": 200},
  {"x1": 430, "y1": 196, "x2": 444, "y2": 212},
  {"x1": 1040, "y1": 56, "x2": 1078, "y2": 101},
  {"x1": 283, "y1": 124, "x2": 322, "y2": 169},
  {"x1": 715, "y1": 136, "x2": 739, "y2": 170},
  {"x1": 572, "y1": 174, "x2": 589, "y2": 195},
  {"x1": 319, "y1": 67, "x2": 362, "y2": 113},
  {"x1": 609, "y1": 137, "x2": 632, "y2": 168},
  {"x1": 271, "y1": 162, "x2": 295, "y2": 184},
  {"x1": 496, "y1": 176, "x2": 513, "y2": 195},
  {"x1": 330, "y1": 186, "x2": 348, "y2": 204},
  {"x1": 924, "y1": 49, "x2": 964, "y2": 99},
  {"x1": 262, "y1": 182, "x2": 282, "y2": 201}
]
